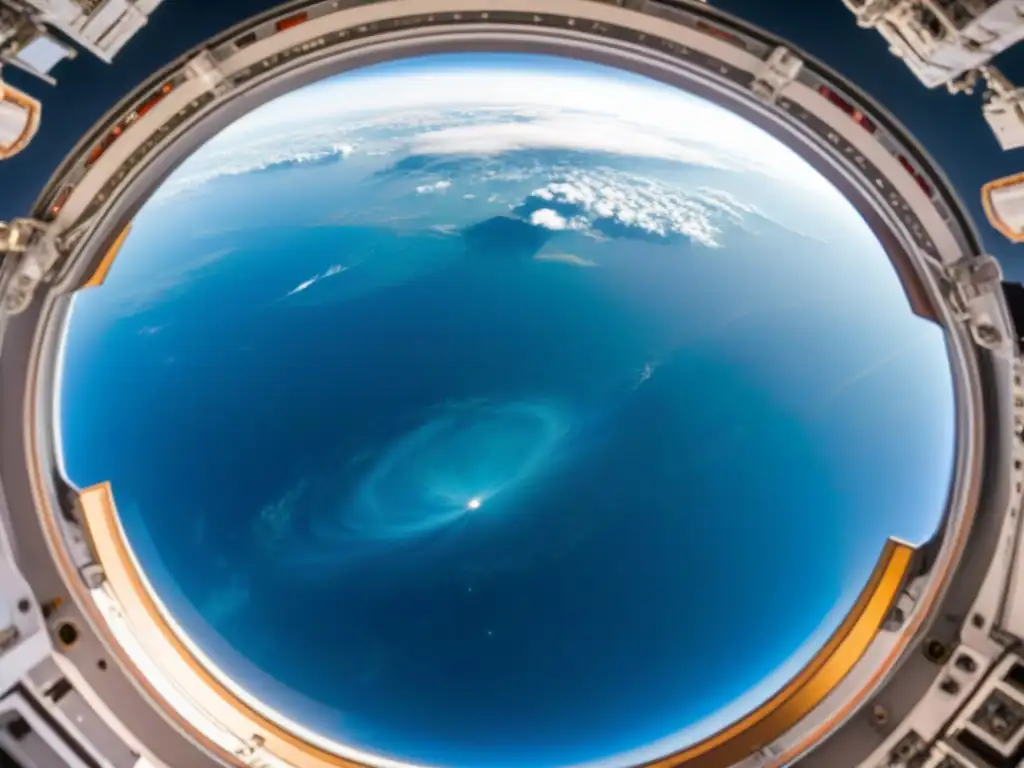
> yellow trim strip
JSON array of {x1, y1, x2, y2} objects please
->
[
  {"x1": 982, "y1": 173, "x2": 1024, "y2": 244},
  {"x1": 83, "y1": 224, "x2": 132, "y2": 288},
  {"x1": 0, "y1": 81, "x2": 41, "y2": 160},
  {"x1": 79, "y1": 482, "x2": 914, "y2": 767},
  {"x1": 80, "y1": 483, "x2": 365, "y2": 767},
  {"x1": 648, "y1": 540, "x2": 912, "y2": 766}
]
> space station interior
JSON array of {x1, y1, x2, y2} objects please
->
[{"x1": 2, "y1": 1, "x2": 1024, "y2": 767}]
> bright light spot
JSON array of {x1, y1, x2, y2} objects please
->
[{"x1": 467, "y1": 497, "x2": 482, "y2": 510}]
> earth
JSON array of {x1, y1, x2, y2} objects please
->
[{"x1": 60, "y1": 53, "x2": 955, "y2": 768}]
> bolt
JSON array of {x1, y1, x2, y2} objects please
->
[
  {"x1": 871, "y1": 704, "x2": 889, "y2": 726},
  {"x1": 978, "y1": 324, "x2": 1002, "y2": 345},
  {"x1": 955, "y1": 654, "x2": 978, "y2": 673},
  {"x1": 925, "y1": 638, "x2": 949, "y2": 663}
]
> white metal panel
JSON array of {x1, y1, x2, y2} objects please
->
[
  {"x1": 134, "y1": 0, "x2": 164, "y2": 14},
  {"x1": 845, "y1": 0, "x2": 1024, "y2": 88},
  {"x1": 860, "y1": 644, "x2": 994, "y2": 766},
  {"x1": 21, "y1": 0, "x2": 82, "y2": 23},
  {"x1": 0, "y1": 689, "x2": 92, "y2": 768},
  {"x1": 0, "y1": 517, "x2": 53, "y2": 695},
  {"x1": 12, "y1": 34, "x2": 75, "y2": 75},
  {"x1": 983, "y1": 90, "x2": 1024, "y2": 150},
  {"x1": 81, "y1": 0, "x2": 130, "y2": 42},
  {"x1": 99, "y1": 9, "x2": 147, "y2": 58}
]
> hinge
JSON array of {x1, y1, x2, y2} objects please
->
[
  {"x1": 1, "y1": 219, "x2": 61, "y2": 316},
  {"x1": 184, "y1": 50, "x2": 231, "y2": 96},
  {"x1": 752, "y1": 46, "x2": 803, "y2": 103},
  {"x1": 79, "y1": 564, "x2": 105, "y2": 591},
  {"x1": 56, "y1": 213, "x2": 98, "y2": 254},
  {"x1": 946, "y1": 254, "x2": 1012, "y2": 352},
  {"x1": 883, "y1": 572, "x2": 927, "y2": 631}
]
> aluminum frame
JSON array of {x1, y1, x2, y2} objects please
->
[{"x1": 0, "y1": 1, "x2": 1021, "y2": 766}]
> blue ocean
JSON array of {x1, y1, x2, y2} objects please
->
[{"x1": 60, "y1": 133, "x2": 955, "y2": 766}]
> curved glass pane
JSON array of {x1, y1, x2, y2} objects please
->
[{"x1": 59, "y1": 53, "x2": 955, "y2": 768}]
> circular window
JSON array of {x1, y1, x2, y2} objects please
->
[{"x1": 59, "y1": 52, "x2": 954, "y2": 767}]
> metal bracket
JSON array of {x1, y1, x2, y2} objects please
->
[
  {"x1": 751, "y1": 46, "x2": 803, "y2": 103},
  {"x1": 946, "y1": 254, "x2": 1012, "y2": 352},
  {"x1": 55, "y1": 213, "x2": 98, "y2": 254},
  {"x1": 78, "y1": 564, "x2": 105, "y2": 591},
  {"x1": 184, "y1": 49, "x2": 231, "y2": 96},
  {"x1": 842, "y1": 0, "x2": 900, "y2": 29},
  {"x1": 981, "y1": 66, "x2": 1024, "y2": 151},
  {"x1": 883, "y1": 572, "x2": 927, "y2": 631},
  {"x1": 0, "y1": 218, "x2": 45, "y2": 255},
  {"x1": 234, "y1": 734, "x2": 277, "y2": 767},
  {"x1": 1013, "y1": 360, "x2": 1024, "y2": 439},
  {"x1": 1, "y1": 219, "x2": 62, "y2": 315}
]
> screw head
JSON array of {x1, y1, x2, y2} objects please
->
[{"x1": 871, "y1": 704, "x2": 889, "y2": 726}]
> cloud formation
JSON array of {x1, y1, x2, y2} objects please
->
[
  {"x1": 529, "y1": 209, "x2": 586, "y2": 231},
  {"x1": 154, "y1": 141, "x2": 357, "y2": 201},
  {"x1": 533, "y1": 252, "x2": 598, "y2": 268},
  {"x1": 283, "y1": 264, "x2": 348, "y2": 299},
  {"x1": 407, "y1": 116, "x2": 744, "y2": 172},
  {"x1": 216, "y1": 61, "x2": 837, "y2": 193},
  {"x1": 516, "y1": 168, "x2": 763, "y2": 248},
  {"x1": 156, "y1": 53, "x2": 848, "y2": 205},
  {"x1": 415, "y1": 179, "x2": 452, "y2": 194}
]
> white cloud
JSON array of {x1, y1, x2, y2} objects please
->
[
  {"x1": 208, "y1": 64, "x2": 839, "y2": 195},
  {"x1": 634, "y1": 360, "x2": 661, "y2": 388},
  {"x1": 283, "y1": 264, "x2": 348, "y2": 298},
  {"x1": 695, "y1": 187, "x2": 762, "y2": 216},
  {"x1": 408, "y1": 116, "x2": 739, "y2": 172},
  {"x1": 521, "y1": 169, "x2": 758, "y2": 247},
  {"x1": 415, "y1": 179, "x2": 452, "y2": 194},
  {"x1": 154, "y1": 140, "x2": 357, "y2": 201},
  {"x1": 287, "y1": 277, "x2": 317, "y2": 296},
  {"x1": 534, "y1": 252, "x2": 597, "y2": 268},
  {"x1": 529, "y1": 209, "x2": 569, "y2": 230},
  {"x1": 148, "y1": 52, "x2": 865, "y2": 228}
]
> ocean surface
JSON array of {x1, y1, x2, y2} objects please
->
[{"x1": 60, "y1": 134, "x2": 956, "y2": 766}]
